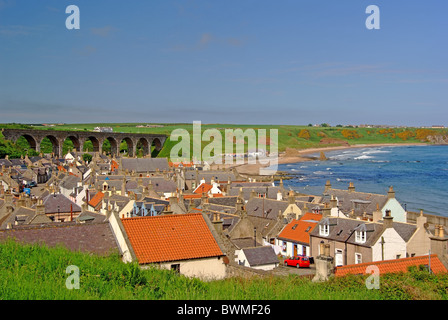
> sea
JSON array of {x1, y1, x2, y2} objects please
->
[{"x1": 277, "y1": 145, "x2": 448, "y2": 217}]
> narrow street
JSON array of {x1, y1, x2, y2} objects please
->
[{"x1": 272, "y1": 264, "x2": 316, "y2": 277}]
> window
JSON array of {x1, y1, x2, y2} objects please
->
[
  {"x1": 355, "y1": 253, "x2": 362, "y2": 264},
  {"x1": 171, "y1": 264, "x2": 180, "y2": 273},
  {"x1": 355, "y1": 231, "x2": 366, "y2": 243},
  {"x1": 280, "y1": 241, "x2": 286, "y2": 253},
  {"x1": 319, "y1": 224, "x2": 329, "y2": 236},
  {"x1": 319, "y1": 219, "x2": 330, "y2": 236},
  {"x1": 355, "y1": 224, "x2": 367, "y2": 244}
]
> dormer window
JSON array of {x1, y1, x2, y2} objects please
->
[
  {"x1": 319, "y1": 218, "x2": 330, "y2": 236},
  {"x1": 355, "y1": 224, "x2": 367, "y2": 244}
]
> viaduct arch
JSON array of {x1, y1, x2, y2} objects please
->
[{"x1": 1, "y1": 129, "x2": 167, "y2": 158}]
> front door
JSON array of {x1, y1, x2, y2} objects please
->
[
  {"x1": 293, "y1": 244, "x2": 297, "y2": 256},
  {"x1": 335, "y1": 249, "x2": 343, "y2": 267}
]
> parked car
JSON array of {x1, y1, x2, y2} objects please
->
[
  {"x1": 284, "y1": 255, "x2": 310, "y2": 268},
  {"x1": 25, "y1": 181, "x2": 37, "y2": 188}
]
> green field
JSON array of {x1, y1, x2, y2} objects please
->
[
  {"x1": 1, "y1": 123, "x2": 447, "y2": 160},
  {"x1": 0, "y1": 240, "x2": 447, "y2": 300}
]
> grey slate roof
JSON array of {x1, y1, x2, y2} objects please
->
[
  {"x1": 185, "y1": 171, "x2": 239, "y2": 183},
  {"x1": 309, "y1": 217, "x2": 382, "y2": 247},
  {"x1": 245, "y1": 198, "x2": 289, "y2": 220},
  {"x1": 309, "y1": 217, "x2": 416, "y2": 247},
  {"x1": 39, "y1": 193, "x2": 82, "y2": 214},
  {"x1": 390, "y1": 221, "x2": 417, "y2": 242},
  {"x1": 0, "y1": 159, "x2": 12, "y2": 167},
  {"x1": 228, "y1": 186, "x2": 285, "y2": 200},
  {"x1": 320, "y1": 188, "x2": 389, "y2": 217},
  {"x1": 121, "y1": 158, "x2": 169, "y2": 172},
  {"x1": 230, "y1": 182, "x2": 274, "y2": 188},
  {"x1": 208, "y1": 196, "x2": 239, "y2": 208},
  {"x1": 0, "y1": 222, "x2": 119, "y2": 255},
  {"x1": 242, "y1": 246, "x2": 279, "y2": 266},
  {"x1": 59, "y1": 175, "x2": 80, "y2": 190},
  {"x1": 125, "y1": 177, "x2": 177, "y2": 193},
  {"x1": 231, "y1": 237, "x2": 263, "y2": 249},
  {"x1": 1, "y1": 207, "x2": 36, "y2": 227}
]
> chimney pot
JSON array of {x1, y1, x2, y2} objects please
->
[
  {"x1": 383, "y1": 210, "x2": 394, "y2": 229},
  {"x1": 440, "y1": 226, "x2": 445, "y2": 238}
]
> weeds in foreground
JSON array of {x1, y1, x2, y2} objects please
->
[{"x1": 0, "y1": 240, "x2": 447, "y2": 300}]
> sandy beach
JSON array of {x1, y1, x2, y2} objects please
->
[{"x1": 232, "y1": 142, "x2": 428, "y2": 176}]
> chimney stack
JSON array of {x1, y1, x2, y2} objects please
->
[
  {"x1": 250, "y1": 189, "x2": 256, "y2": 200},
  {"x1": 36, "y1": 200, "x2": 46, "y2": 216},
  {"x1": 288, "y1": 190, "x2": 295, "y2": 205},
  {"x1": 4, "y1": 190, "x2": 12, "y2": 205},
  {"x1": 325, "y1": 180, "x2": 332, "y2": 192},
  {"x1": 383, "y1": 209, "x2": 394, "y2": 229},
  {"x1": 277, "y1": 189, "x2": 283, "y2": 201},
  {"x1": 439, "y1": 225, "x2": 445, "y2": 238},
  {"x1": 17, "y1": 195, "x2": 26, "y2": 208},
  {"x1": 211, "y1": 212, "x2": 223, "y2": 234},
  {"x1": 330, "y1": 195, "x2": 337, "y2": 209},
  {"x1": 430, "y1": 225, "x2": 448, "y2": 268},
  {"x1": 416, "y1": 210, "x2": 427, "y2": 229},
  {"x1": 322, "y1": 202, "x2": 331, "y2": 217},
  {"x1": 387, "y1": 186, "x2": 395, "y2": 199},
  {"x1": 348, "y1": 182, "x2": 355, "y2": 193},
  {"x1": 373, "y1": 203, "x2": 383, "y2": 223}
]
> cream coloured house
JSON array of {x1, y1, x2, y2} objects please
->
[{"x1": 117, "y1": 212, "x2": 228, "y2": 280}]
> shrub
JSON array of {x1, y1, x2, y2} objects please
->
[
  {"x1": 397, "y1": 130, "x2": 415, "y2": 141},
  {"x1": 416, "y1": 129, "x2": 437, "y2": 141},
  {"x1": 298, "y1": 129, "x2": 311, "y2": 140},
  {"x1": 341, "y1": 129, "x2": 362, "y2": 139}
]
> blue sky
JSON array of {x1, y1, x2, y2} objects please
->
[{"x1": 0, "y1": 0, "x2": 447, "y2": 126}]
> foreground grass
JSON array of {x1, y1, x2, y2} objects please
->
[{"x1": 1, "y1": 240, "x2": 447, "y2": 300}]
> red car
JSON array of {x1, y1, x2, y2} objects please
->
[{"x1": 284, "y1": 255, "x2": 310, "y2": 268}]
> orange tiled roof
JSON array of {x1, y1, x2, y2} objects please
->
[
  {"x1": 121, "y1": 213, "x2": 224, "y2": 264},
  {"x1": 277, "y1": 212, "x2": 322, "y2": 245},
  {"x1": 194, "y1": 183, "x2": 213, "y2": 194},
  {"x1": 183, "y1": 193, "x2": 223, "y2": 199},
  {"x1": 88, "y1": 191, "x2": 104, "y2": 208},
  {"x1": 168, "y1": 161, "x2": 194, "y2": 168},
  {"x1": 111, "y1": 160, "x2": 119, "y2": 171},
  {"x1": 335, "y1": 254, "x2": 448, "y2": 277}
]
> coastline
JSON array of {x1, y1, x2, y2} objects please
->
[{"x1": 234, "y1": 142, "x2": 428, "y2": 176}]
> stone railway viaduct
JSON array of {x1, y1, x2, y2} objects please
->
[{"x1": 1, "y1": 129, "x2": 167, "y2": 158}]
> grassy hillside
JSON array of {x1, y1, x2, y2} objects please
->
[
  {"x1": 0, "y1": 240, "x2": 447, "y2": 300},
  {"x1": 1, "y1": 123, "x2": 447, "y2": 160}
]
